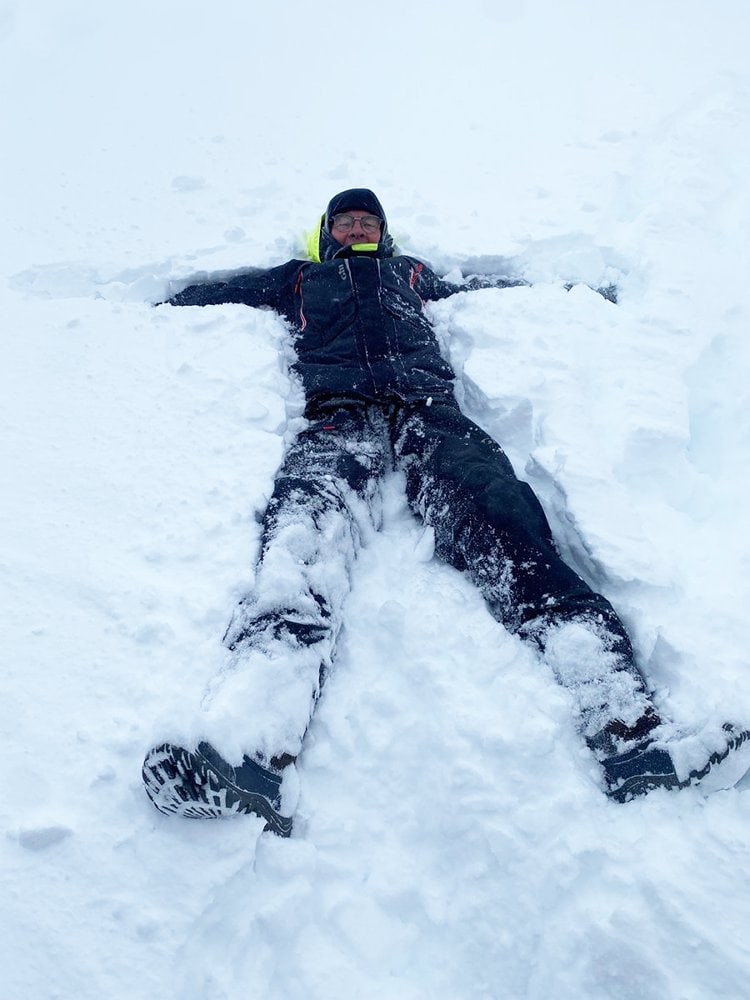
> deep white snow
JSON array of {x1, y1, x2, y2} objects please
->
[{"x1": 3, "y1": 2, "x2": 750, "y2": 997}]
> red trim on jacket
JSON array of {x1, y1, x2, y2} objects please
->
[{"x1": 294, "y1": 270, "x2": 307, "y2": 331}]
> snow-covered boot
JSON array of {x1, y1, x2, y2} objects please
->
[
  {"x1": 600, "y1": 723, "x2": 750, "y2": 803},
  {"x1": 142, "y1": 741, "x2": 294, "y2": 836}
]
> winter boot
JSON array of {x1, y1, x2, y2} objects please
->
[
  {"x1": 600, "y1": 722, "x2": 750, "y2": 803},
  {"x1": 142, "y1": 741, "x2": 294, "y2": 836}
]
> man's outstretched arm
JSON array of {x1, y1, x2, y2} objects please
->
[
  {"x1": 417, "y1": 263, "x2": 617, "y2": 304},
  {"x1": 412, "y1": 261, "x2": 529, "y2": 302},
  {"x1": 157, "y1": 260, "x2": 301, "y2": 310}
]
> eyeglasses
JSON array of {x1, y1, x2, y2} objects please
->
[{"x1": 330, "y1": 213, "x2": 382, "y2": 232}]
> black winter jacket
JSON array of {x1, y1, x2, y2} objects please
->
[{"x1": 167, "y1": 251, "x2": 524, "y2": 405}]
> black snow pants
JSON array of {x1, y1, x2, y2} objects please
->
[{"x1": 223, "y1": 398, "x2": 657, "y2": 759}]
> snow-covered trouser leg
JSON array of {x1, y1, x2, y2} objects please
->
[
  {"x1": 207, "y1": 402, "x2": 388, "y2": 763},
  {"x1": 393, "y1": 400, "x2": 658, "y2": 748}
]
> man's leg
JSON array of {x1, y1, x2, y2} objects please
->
[
  {"x1": 143, "y1": 402, "x2": 389, "y2": 829},
  {"x1": 215, "y1": 402, "x2": 389, "y2": 759},
  {"x1": 392, "y1": 400, "x2": 658, "y2": 751}
]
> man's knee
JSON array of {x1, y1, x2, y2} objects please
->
[{"x1": 262, "y1": 477, "x2": 348, "y2": 543}]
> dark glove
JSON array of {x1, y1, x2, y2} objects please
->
[
  {"x1": 564, "y1": 282, "x2": 618, "y2": 304},
  {"x1": 595, "y1": 283, "x2": 618, "y2": 304}
]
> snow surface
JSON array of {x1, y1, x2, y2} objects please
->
[{"x1": 3, "y1": 1, "x2": 750, "y2": 997}]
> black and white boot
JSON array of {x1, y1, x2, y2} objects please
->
[
  {"x1": 142, "y1": 741, "x2": 295, "y2": 836},
  {"x1": 599, "y1": 722, "x2": 750, "y2": 803}
]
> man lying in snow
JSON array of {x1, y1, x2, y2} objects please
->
[{"x1": 143, "y1": 188, "x2": 750, "y2": 835}]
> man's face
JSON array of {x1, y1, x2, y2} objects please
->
[{"x1": 330, "y1": 208, "x2": 383, "y2": 247}]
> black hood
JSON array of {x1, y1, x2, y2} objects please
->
[{"x1": 316, "y1": 188, "x2": 395, "y2": 262}]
